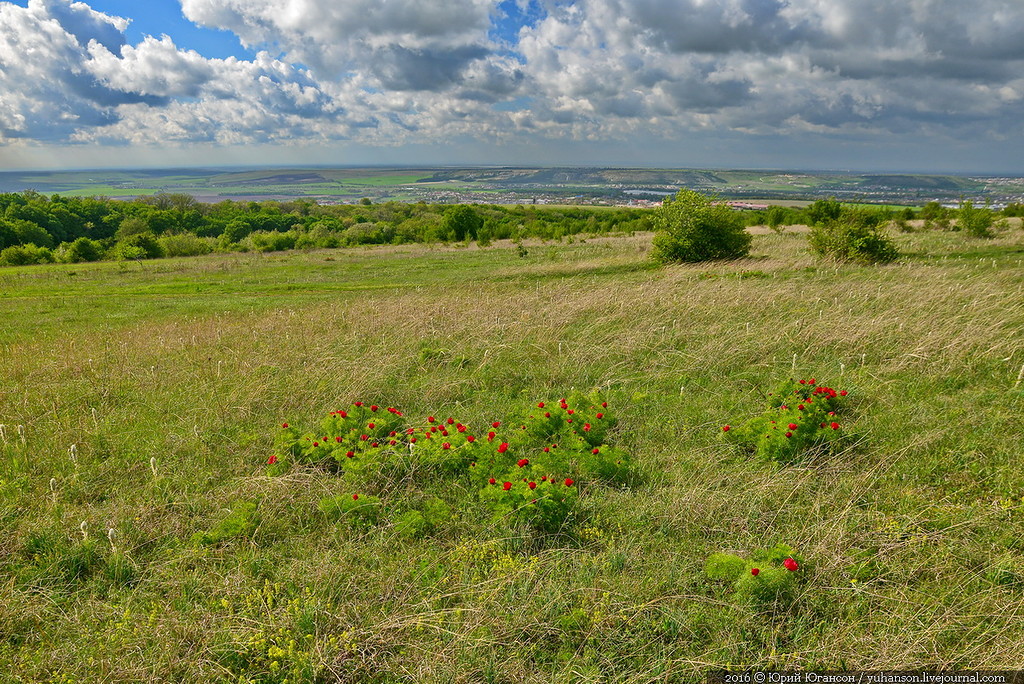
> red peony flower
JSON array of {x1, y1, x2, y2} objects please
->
[
  {"x1": 354, "y1": 402, "x2": 363, "y2": 407},
  {"x1": 487, "y1": 431, "x2": 496, "y2": 441},
  {"x1": 722, "y1": 425, "x2": 731, "y2": 432},
  {"x1": 601, "y1": 402, "x2": 607, "y2": 408},
  {"x1": 596, "y1": 413, "x2": 603, "y2": 419},
  {"x1": 839, "y1": 390, "x2": 848, "y2": 396},
  {"x1": 281, "y1": 423, "x2": 289, "y2": 429},
  {"x1": 442, "y1": 442, "x2": 451, "y2": 450},
  {"x1": 788, "y1": 423, "x2": 798, "y2": 430},
  {"x1": 592, "y1": 448, "x2": 599, "y2": 454},
  {"x1": 583, "y1": 424, "x2": 591, "y2": 431},
  {"x1": 267, "y1": 455, "x2": 277, "y2": 465},
  {"x1": 567, "y1": 409, "x2": 574, "y2": 415},
  {"x1": 389, "y1": 431, "x2": 397, "y2": 437},
  {"x1": 447, "y1": 417, "x2": 454, "y2": 425},
  {"x1": 544, "y1": 412, "x2": 550, "y2": 418},
  {"x1": 517, "y1": 458, "x2": 529, "y2": 467},
  {"x1": 498, "y1": 442, "x2": 509, "y2": 454},
  {"x1": 352, "y1": 494, "x2": 359, "y2": 500},
  {"x1": 335, "y1": 436, "x2": 342, "y2": 443},
  {"x1": 564, "y1": 478, "x2": 574, "y2": 486},
  {"x1": 428, "y1": 416, "x2": 436, "y2": 423},
  {"x1": 538, "y1": 402, "x2": 545, "y2": 408},
  {"x1": 502, "y1": 481, "x2": 512, "y2": 491},
  {"x1": 492, "y1": 421, "x2": 501, "y2": 428},
  {"x1": 751, "y1": 568, "x2": 759, "y2": 576},
  {"x1": 339, "y1": 411, "x2": 347, "y2": 418},
  {"x1": 543, "y1": 447, "x2": 550, "y2": 453},
  {"x1": 830, "y1": 422, "x2": 840, "y2": 430},
  {"x1": 313, "y1": 441, "x2": 319, "y2": 447},
  {"x1": 783, "y1": 558, "x2": 799, "y2": 571},
  {"x1": 346, "y1": 451, "x2": 354, "y2": 458},
  {"x1": 368, "y1": 423, "x2": 375, "y2": 429},
  {"x1": 410, "y1": 438, "x2": 417, "y2": 443},
  {"x1": 528, "y1": 481, "x2": 536, "y2": 489},
  {"x1": 360, "y1": 434, "x2": 368, "y2": 441},
  {"x1": 370, "y1": 405, "x2": 378, "y2": 412},
  {"x1": 785, "y1": 431, "x2": 793, "y2": 438},
  {"x1": 467, "y1": 435, "x2": 476, "y2": 442}
]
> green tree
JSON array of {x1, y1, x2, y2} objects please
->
[
  {"x1": 651, "y1": 189, "x2": 751, "y2": 263},
  {"x1": 442, "y1": 205, "x2": 484, "y2": 242},
  {"x1": 63, "y1": 237, "x2": 103, "y2": 263}
]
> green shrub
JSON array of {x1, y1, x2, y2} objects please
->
[
  {"x1": 651, "y1": 189, "x2": 751, "y2": 263},
  {"x1": 808, "y1": 210, "x2": 899, "y2": 264},
  {"x1": 158, "y1": 233, "x2": 213, "y2": 257},
  {"x1": 62, "y1": 237, "x2": 103, "y2": 263},
  {"x1": 112, "y1": 233, "x2": 164, "y2": 261},
  {"x1": 0, "y1": 243, "x2": 55, "y2": 266},
  {"x1": 956, "y1": 200, "x2": 995, "y2": 238}
]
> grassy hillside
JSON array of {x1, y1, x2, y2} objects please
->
[{"x1": 1, "y1": 228, "x2": 1023, "y2": 681}]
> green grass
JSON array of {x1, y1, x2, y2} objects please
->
[{"x1": 1, "y1": 228, "x2": 1023, "y2": 681}]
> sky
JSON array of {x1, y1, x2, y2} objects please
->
[{"x1": 1, "y1": 0, "x2": 1024, "y2": 173}]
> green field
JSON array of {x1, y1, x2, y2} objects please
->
[{"x1": 2, "y1": 228, "x2": 1023, "y2": 681}]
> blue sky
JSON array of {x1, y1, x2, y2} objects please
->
[{"x1": 2, "y1": 0, "x2": 1024, "y2": 173}]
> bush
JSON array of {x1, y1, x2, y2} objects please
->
[
  {"x1": 62, "y1": 237, "x2": 103, "y2": 263},
  {"x1": 956, "y1": 200, "x2": 995, "y2": 238},
  {"x1": 651, "y1": 189, "x2": 751, "y2": 263},
  {"x1": 0, "y1": 243, "x2": 55, "y2": 266},
  {"x1": 808, "y1": 210, "x2": 899, "y2": 264},
  {"x1": 158, "y1": 233, "x2": 213, "y2": 257},
  {"x1": 112, "y1": 233, "x2": 164, "y2": 261}
]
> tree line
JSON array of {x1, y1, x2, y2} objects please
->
[{"x1": 0, "y1": 192, "x2": 653, "y2": 265}]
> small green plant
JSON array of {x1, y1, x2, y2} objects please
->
[
  {"x1": 651, "y1": 189, "x2": 751, "y2": 263},
  {"x1": 192, "y1": 501, "x2": 259, "y2": 546},
  {"x1": 705, "y1": 543, "x2": 805, "y2": 607},
  {"x1": 722, "y1": 378, "x2": 850, "y2": 463}
]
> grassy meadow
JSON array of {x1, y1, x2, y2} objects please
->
[{"x1": 1, "y1": 226, "x2": 1023, "y2": 681}]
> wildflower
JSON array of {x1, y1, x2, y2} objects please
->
[
  {"x1": 592, "y1": 448, "x2": 599, "y2": 454},
  {"x1": 564, "y1": 478, "x2": 574, "y2": 486},
  {"x1": 543, "y1": 447, "x2": 550, "y2": 453},
  {"x1": 502, "y1": 482, "x2": 512, "y2": 491},
  {"x1": 596, "y1": 413, "x2": 604, "y2": 419},
  {"x1": 368, "y1": 423, "x2": 375, "y2": 429},
  {"x1": 830, "y1": 422, "x2": 840, "y2": 430},
  {"x1": 528, "y1": 482, "x2": 536, "y2": 490},
  {"x1": 584, "y1": 424, "x2": 591, "y2": 431},
  {"x1": 447, "y1": 418, "x2": 454, "y2": 425},
  {"x1": 389, "y1": 431, "x2": 397, "y2": 437},
  {"x1": 339, "y1": 411, "x2": 347, "y2": 418},
  {"x1": 492, "y1": 421, "x2": 501, "y2": 428},
  {"x1": 488, "y1": 478, "x2": 496, "y2": 485},
  {"x1": 788, "y1": 423, "x2": 798, "y2": 430},
  {"x1": 785, "y1": 432, "x2": 792, "y2": 438},
  {"x1": 517, "y1": 458, "x2": 529, "y2": 467},
  {"x1": 487, "y1": 431, "x2": 496, "y2": 441},
  {"x1": 354, "y1": 402, "x2": 363, "y2": 407},
  {"x1": 467, "y1": 435, "x2": 476, "y2": 442},
  {"x1": 601, "y1": 402, "x2": 608, "y2": 408},
  {"x1": 313, "y1": 441, "x2": 319, "y2": 447},
  {"x1": 428, "y1": 416, "x2": 436, "y2": 423},
  {"x1": 335, "y1": 436, "x2": 342, "y2": 443},
  {"x1": 457, "y1": 425, "x2": 467, "y2": 432},
  {"x1": 783, "y1": 558, "x2": 799, "y2": 571},
  {"x1": 498, "y1": 442, "x2": 509, "y2": 454},
  {"x1": 352, "y1": 494, "x2": 359, "y2": 500},
  {"x1": 267, "y1": 455, "x2": 277, "y2": 465},
  {"x1": 839, "y1": 390, "x2": 848, "y2": 396},
  {"x1": 751, "y1": 568, "x2": 759, "y2": 576},
  {"x1": 360, "y1": 434, "x2": 369, "y2": 441},
  {"x1": 370, "y1": 405, "x2": 378, "y2": 412},
  {"x1": 567, "y1": 409, "x2": 574, "y2": 415},
  {"x1": 346, "y1": 451, "x2": 354, "y2": 458},
  {"x1": 281, "y1": 423, "x2": 289, "y2": 429},
  {"x1": 544, "y1": 412, "x2": 550, "y2": 418},
  {"x1": 442, "y1": 442, "x2": 451, "y2": 450},
  {"x1": 722, "y1": 425, "x2": 731, "y2": 432},
  {"x1": 538, "y1": 402, "x2": 545, "y2": 408}
]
